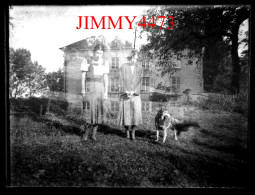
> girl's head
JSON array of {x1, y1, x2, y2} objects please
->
[{"x1": 93, "y1": 44, "x2": 105, "y2": 60}]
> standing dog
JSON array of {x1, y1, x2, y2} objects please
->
[{"x1": 155, "y1": 108, "x2": 199, "y2": 143}]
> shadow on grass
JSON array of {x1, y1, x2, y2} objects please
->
[
  {"x1": 61, "y1": 125, "x2": 83, "y2": 136},
  {"x1": 199, "y1": 128, "x2": 223, "y2": 139},
  {"x1": 145, "y1": 145, "x2": 248, "y2": 187},
  {"x1": 192, "y1": 137, "x2": 247, "y2": 158},
  {"x1": 11, "y1": 143, "x2": 89, "y2": 186},
  {"x1": 97, "y1": 124, "x2": 124, "y2": 137},
  {"x1": 11, "y1": 134, "x2": 248, "y2": 187},
  {"x1": 98, "y1": 125, "x2": 156, "y2": 141}
]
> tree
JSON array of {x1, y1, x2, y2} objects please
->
[
  {"x1": 9, "y1": 48, "x2": 33, "y2": 98},
  {"x1": 203, "y1": 38, "x2": 230, "y2": 92},
  {"x1": 9, "y1": 48, "x2": 47, "y2": 98},
  {"x1": 124, "y1": 40, "x2": 133, "y2": 49},
  {"x1": 139, "y1": 5, "x2": 250, "y2": 94},
  {"x1": 45, "y1": 68, "x2": 64, "y2": 112},
  {"x1": 46, "y1": 68, "x2": 64, "y2": 92},
  {"x1": 26, "y1": 61, "x2": 47, "y2": 97},
  {"x1": 110, "y1": 36, "x2": 124, "y2": 49}
]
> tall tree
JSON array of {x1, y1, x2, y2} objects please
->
[
  {"x1": 203, "y1": 38, "x2": 230, "y2": 92},
  {"x1": 9, "y1": 48, "x2": 47, "y2": 98},
  {"x1": 110, "y1": 36, "x2": 124, "y2": 49},
  {"x1": 26, "y1": 61, "x2": 47, "y2": 97},
  {"x1": 45, "y1": 68, "x2": 64, "y2": 112},
  {"x1": 9, "y1": 48, "x2": 33, "y2": 98},
  {"x1": 139, "y1": 5, "x2": 250, "y2": 94},
  {"x1": 124, "y1": 40, "x2": 133, "y2": 49},
  {"x1": 46, "y1": 68, "x2": 64, "y2": 92}
]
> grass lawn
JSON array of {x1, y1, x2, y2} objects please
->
[{"x1": 9, "y1": 104, "x2": 248, "y2": 187}]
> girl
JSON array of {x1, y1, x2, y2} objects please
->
[
  {"x1": 80, "y1": 44, "x2": 109, "y2": 141},
  {"x1": 118, "y1": 51, "x2": 142, "y2": 140}
]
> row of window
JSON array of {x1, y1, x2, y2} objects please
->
[
  {"x1": 83, "y1": 101, "x2": 151, "y2": 112},
  {"x1": 111, "y1": 57, "x2": 150, "y2": 70},
  {"x1": 85, "y1": 76, "x2": 180, "y2": 93},
  {"x1": 110, "y1": 56, "x2": 181, "y2": 70}
]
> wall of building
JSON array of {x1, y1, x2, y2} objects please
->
[
  {"x1": 142, "y1": 49, "x2": 204, "y2": 96},
  {"x1": 64, "y1": 53, "x2": 83, "y2": 111},
  {"x1": 62, "y1": 40, "x2": 204, "y2": 113}
]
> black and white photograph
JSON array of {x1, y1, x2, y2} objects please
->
[{"x1": 7, "y1": 5, "x2": 250, "y2": 187}]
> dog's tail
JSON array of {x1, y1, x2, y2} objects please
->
[{"x1": 175, "y1": 120, "x2": 199, "y2": 135}]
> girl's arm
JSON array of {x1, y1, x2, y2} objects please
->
[
  {"x1": 81, "y1": 58, "x2": 89, "y2": 96},
  {"x1": 103, "y1": 73, "x2": 108, "y2": 99},
  {"x1": 103, "y1": 61, "x2": 109, "y2": 99}
]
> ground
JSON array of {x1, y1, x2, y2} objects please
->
[{"x1": 9, "y1": 104, "x2": 248, "y2": 187}]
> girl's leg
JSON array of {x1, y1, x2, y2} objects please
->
[
  {"x1": 92, "y1": 124, "x2": 98, "y2": 141},
  {"x1": 131, "y1": 125, "x2": 136, "y2": 140},
  {"x1": 81, "y1": 124, "x2": 90, "y2": 141},
  {"x1": 124, "y1": 125, "x2": 130, "y2": 139}
]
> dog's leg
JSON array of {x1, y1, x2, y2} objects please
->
[
  {"x1": 155, "y1": 130, "x2": 159, "y2": 141},
  {"x1": 163, "y1": 128, "x2": 167, "y2": 143},
  {"x1": 81, "y1": 124, "x2": 90, "y2": 141},
  {"x1": 174, "y1": 129, "x2": 178, "y2": 141}
]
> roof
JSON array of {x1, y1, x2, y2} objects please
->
[
  {"x1": 59, "y1": 36, "x2": 133, "y2": 52},
  {"x1": 59, "y1": 39, "x2": 89, "y2": 51}
]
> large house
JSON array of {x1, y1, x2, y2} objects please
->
[{"x1": 59, "y1": 36, "x2": 204, "y2": 113}]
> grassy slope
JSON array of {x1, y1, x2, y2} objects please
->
[{"x1": 10, "y1": 105, "x2": 248, "y2": 187}]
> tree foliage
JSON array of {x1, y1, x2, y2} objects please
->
[
  {"x1": 26, "y1": 61, "x2": 47, "y2": 97},
  {"x1": 110, "y1": 37, "x2": 133, "y2": 50},
  {"x1": 10, "y1": 48, "x2": 32, "y2": 98},
  {"x1": 139, "y1": 5, "x2": 250, "y2": 94},
  {"x1": 46, "y1": 68, "x2": 64, "y2": 92},
  {"x1": 9, "y1": 48, "x2": 47, "y2": 98}
]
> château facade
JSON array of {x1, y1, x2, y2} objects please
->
[{"x1": 59, "y1": 36, "x2": 204, "y2": 113}]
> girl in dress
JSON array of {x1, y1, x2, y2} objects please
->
[
  {"x1": 118, "y1": 51, "x2": 142, "y2": 140},
  {"x1": 80, "y1": 44, "x2": 109, "y2": 141}
]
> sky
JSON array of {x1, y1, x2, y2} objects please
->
[
  {"x1": 9, "y1": 5, "x2": 152, "y2": 73},
  {"x1": 9, "y1": 5, "x2": 249, "y2": 73}
]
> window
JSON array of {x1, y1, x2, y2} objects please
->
[
  {"x1": 111, "y1": 57, "x2": 119, "y2": 69},
  {"x1": 172, "y1": 76, "x2": 180, "y2": 93},
  {"x1": 85, "y1": 78, "x2": 91, "y2": 92},
  {"x1": 141, "y1": 77, "x2": 150, "y2": 92},
  {"x1": 142, "y1": 101, "x2": 151, "y2": 112},
  {"x1": 111, "y1": 101, "x2": 119, "y2": 112},
  {"x1": 172, "y1": 55, "x2": 181, "y2": 68},
  {"x1": 142, "y1": 58, "x2": 150, "y2": 69},
  {"x1": 109, "y1": 77, "x2": 119, "y2": 92},
  {"x1": 83, "y1": 101, "x2": 90, "y2": 110}
]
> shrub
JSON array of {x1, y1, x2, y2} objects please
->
[
  {"x1": 10, "y1": 97, "x2": 69, "y2": 117},
  {"x1": 65, "y1": 114, "x2": 86, "y2": 126},
  {"x1": 149, "y1": 92, "x2": 181, "y2": 102},
  {"x1": 193, "y1": 92, "x2": 248, "y2": 116},
  {"x1": 49, "y1": 99, "x2": 69, "y2": 116}
]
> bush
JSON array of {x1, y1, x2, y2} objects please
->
[
  {"x1": 149, "y1": 92, "x2": 181, "y2": 102},
  {"x1": 194, "y1": 92, "x2": 248, "y2": 116},
  {"x1": 10, "y1": 97, "x2": 69, "y2": 117},
  {"x1": 49, "y1": 99, "x2": 69, "y2": 116},
  {"x1": 65, "y1": 114, "x2": 86, "y2": 126}
]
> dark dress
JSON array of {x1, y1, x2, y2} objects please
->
[{"x1": 81, "y1": 59, "x2": 109, "y2": 124}]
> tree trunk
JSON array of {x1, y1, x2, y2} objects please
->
[
  {"x1": 14, "y1": 81, "x2": 19, "y2": 98},
  {"x1": 230, "y1": 28, "x2": 240, "y2": 95},
  {"x1": 29, "y1": 78, "x2": 32, "y2": 98},
  {"x1": 47, "y1": 90, "x2": 53, "y2": 113}
]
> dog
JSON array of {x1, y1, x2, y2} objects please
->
[{"x1": 155, "y1": 108, "x2": 199, "y2": 143}]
